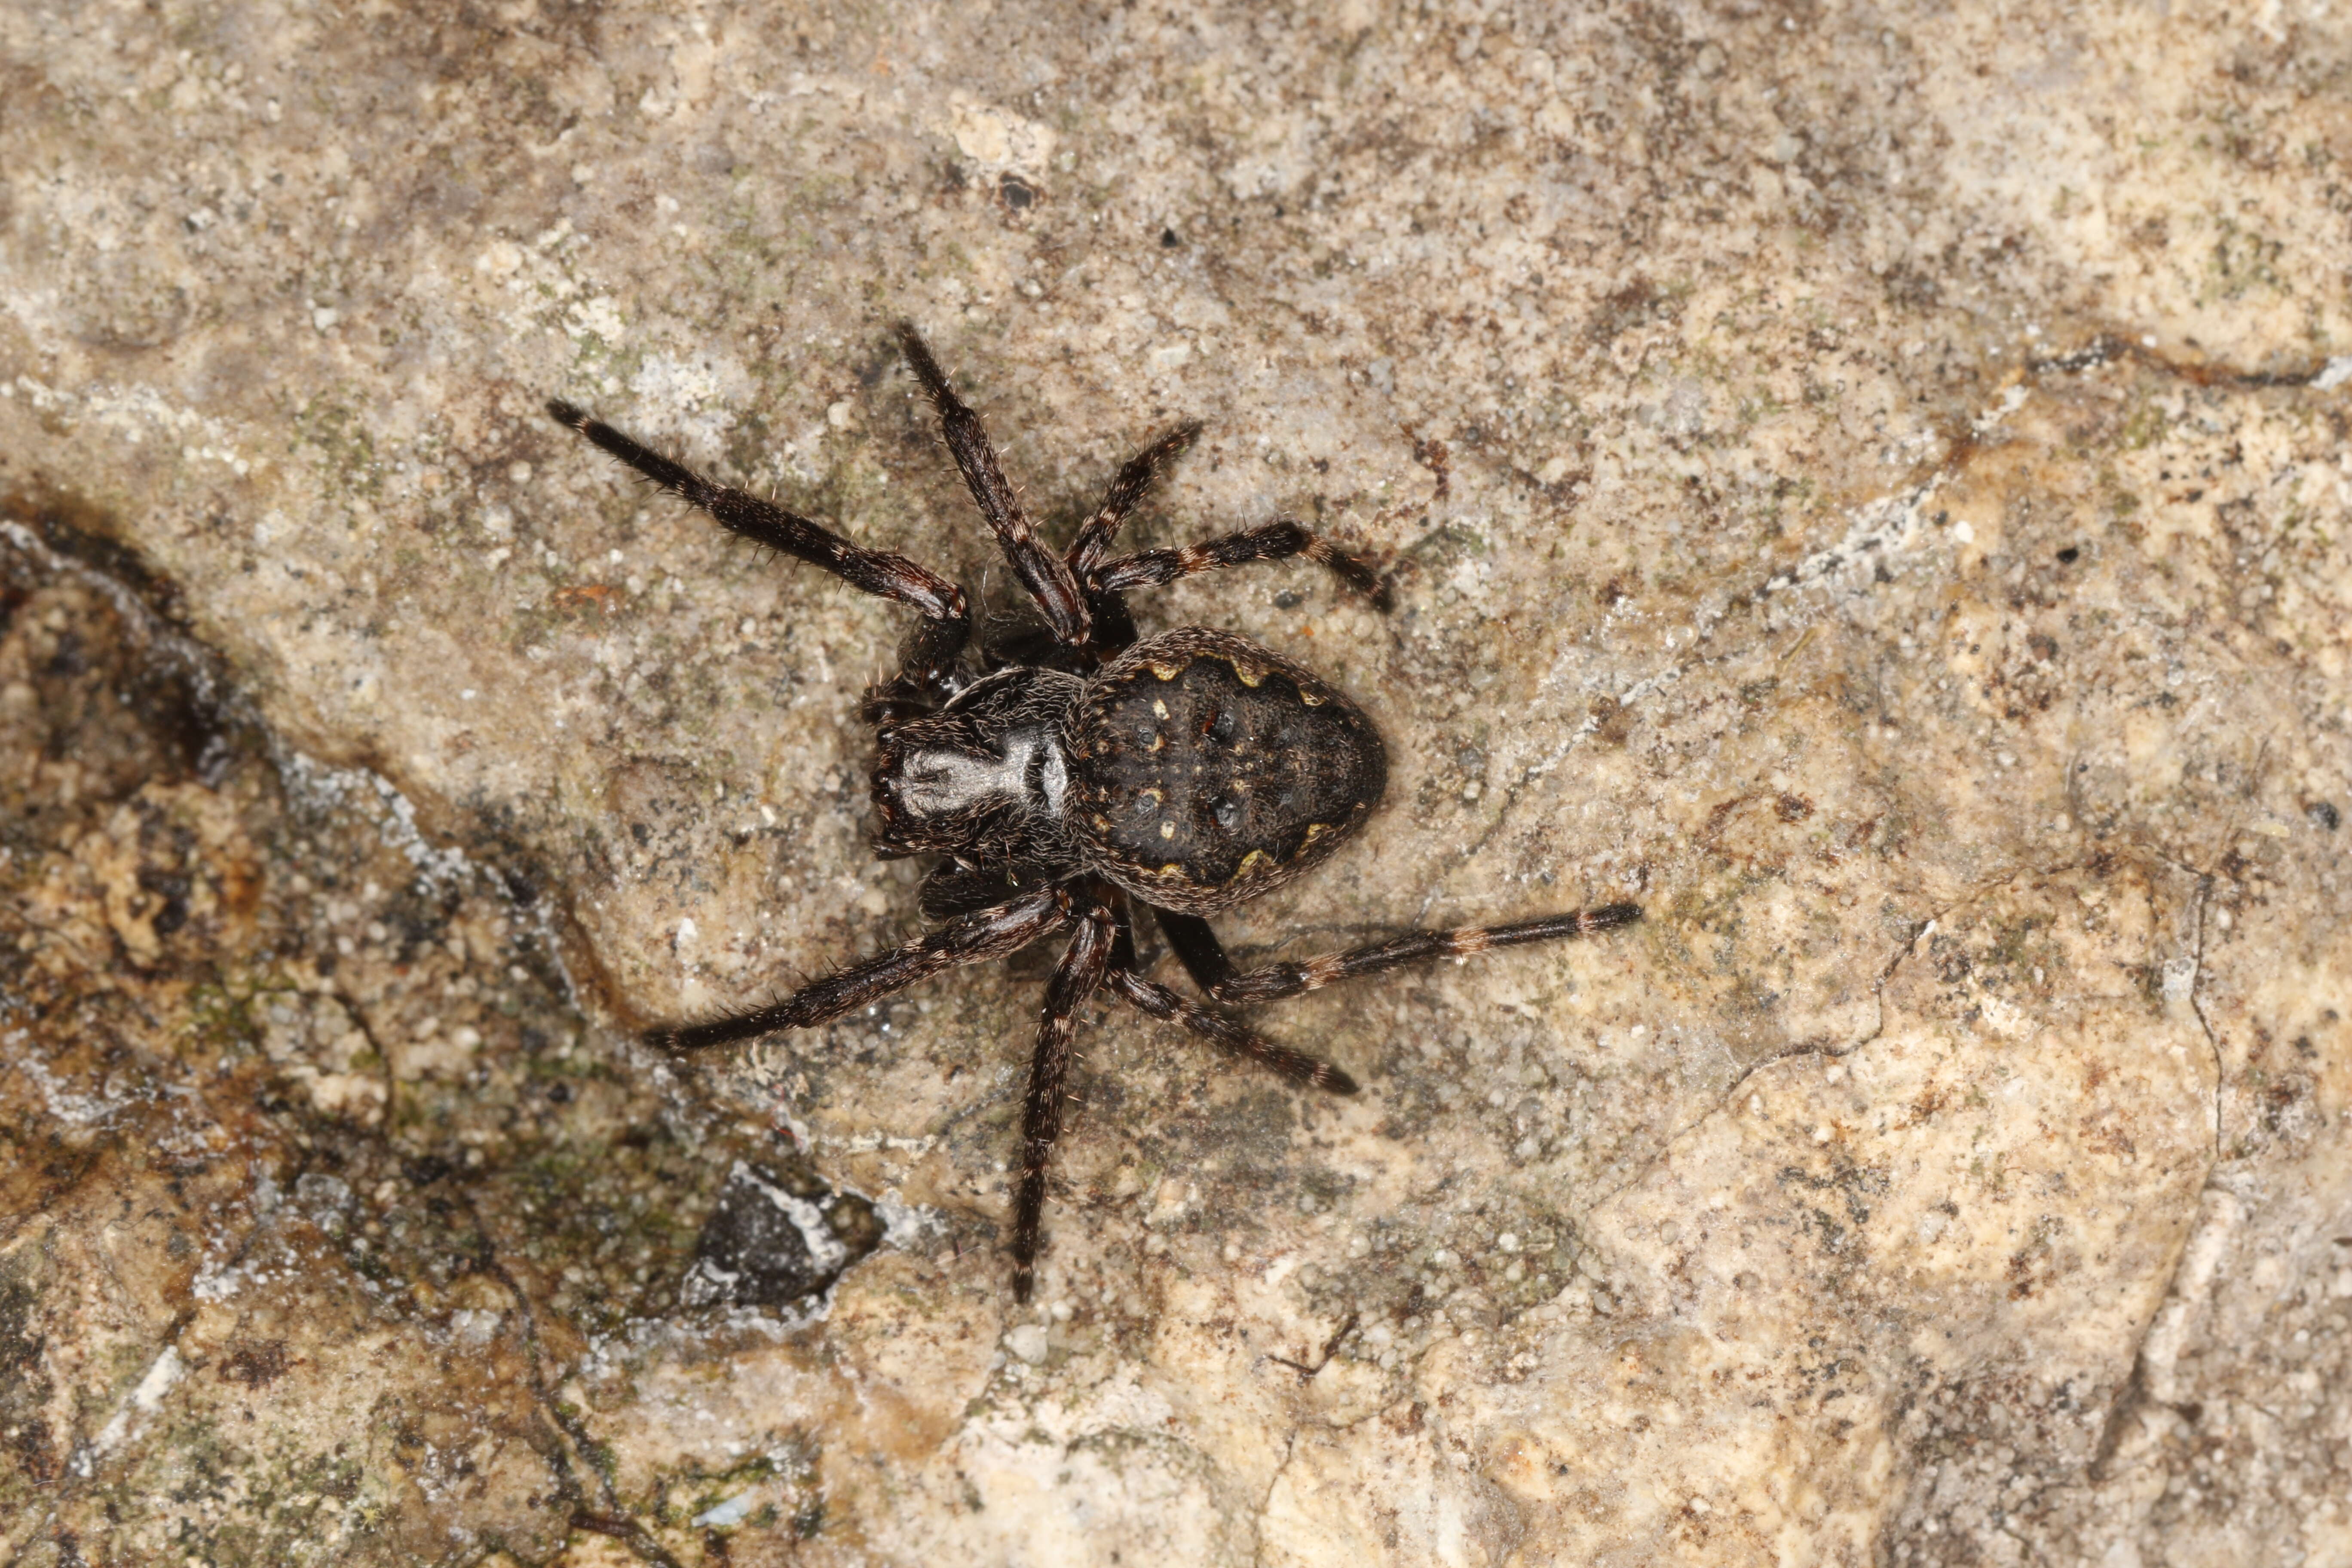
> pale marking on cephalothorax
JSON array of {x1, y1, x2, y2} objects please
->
[
  {"x1": 894, "y1": 729, "x2": 1069, "y2": 821},
  {"x1": 1040, "y1": 745, "x2": 1069, "y2": 817}
]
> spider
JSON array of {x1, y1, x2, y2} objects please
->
[{"x1": 547, "y1": 325, "x2": 1640, "y2": 1302}]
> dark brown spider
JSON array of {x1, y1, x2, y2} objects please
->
[{"x1": 547, "y1": 325, "x2": 1639, "y2": 1302}]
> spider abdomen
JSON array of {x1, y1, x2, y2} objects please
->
[{"x1": 1068, "y1": 627, "x2": 1386, "y2": 915}]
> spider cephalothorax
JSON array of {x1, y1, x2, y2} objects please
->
[{"x1": 548, "y1": 325, "x2": 1638, "y2": 1301}]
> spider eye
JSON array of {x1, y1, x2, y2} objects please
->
[
  {"x1": 1206, "y1": 705, "x2": 1240, "y2": 744},
  {"x1": 1211, "y1": 795, "x2": 1243, "y2": 831}
]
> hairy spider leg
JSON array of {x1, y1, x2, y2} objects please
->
[
  {"x1": 1066, "y1": 422, "x2": 1204, "y2": 578},
  {"x1": 1058, "y1": 423, "x2": 1204, "y2": 664},
  {"x1": 1210, "y1": 904, "x2": 1642, "y2": 1006},
  {"x1": 646, "y1": 888, "x2": 1072, "y2": 1052},
  {"x1": 1104, "y1": 906, "x2": 1355, "y2": 1090},
  {"x1": 1011, "y1": 897, "x2": 1118, "y2": 1302},
  {"x1": 545, "y1": 400, "x2": 971, "y2": 707},
  {"x1": 917, "y1": 861, "x2": 1048, "y2": 922},
  {"x1": 894, "y1": 324, "x2": 1094, "y2": 649},
  {"x1": 1090, "y1": 520, "x2": 1393, "y2": 612},
  {"x1": 1106, "y1": 971, "x2": 1358, "y2": 1093}
]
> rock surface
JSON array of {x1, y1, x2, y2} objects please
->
[{"x1": 3, "y1": 1, "x2": 2349, "y2": 1563}]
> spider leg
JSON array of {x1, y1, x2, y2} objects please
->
[
  {"x1": 1112, "y1": 908, "x2": 1352, "y2": 1089},
  {"x1": 647, "y1": 887, "x2": 1071, "y2": 1052},
  {"x1": 1067, "y1": 422, "x2": 1204, "y2": 577},
  {"x1": 1083, "y1": 591, "x2": 1140, "y2": 664},
  {"x1": 1010, "y1": 897, "x2": 1118, "y2": 1302},
  {"x1": 1089, "y1": 521, "x2": 1392, "y2": 611},
  {"x1": 1106, "y1": 970, "x2": 1357, "y2": 1093},
  {"x1": 917, "y1": 860, "x2": 1046, "y2": 921},
  {"x1": 1211, "y1": 904, "x2": 1641, "y2": 1005},
  {"x1": 546, "y1": 401, "x2": 970, "y2": 703},
  {"x1": 894, "y1": 323, "x2": 1093, "y2": 649},
  {"x1": 1153, "y1": 908, "x2": 1237, "y2": 994}
]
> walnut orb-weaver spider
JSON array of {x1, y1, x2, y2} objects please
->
[{"x1": 547, "y1": 325, "x2": 1638, "y2": 1301}]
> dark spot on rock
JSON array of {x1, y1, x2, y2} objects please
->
[
  {"x1": 42, "y1": 629, "x2": 86, "y2": 678},
  {"x1": 137, "y1": 867, "x2": 190, "y2": 937},
  {"x1": 685, "y1": 1162, "x2": 881, "y2": 1309},
  {"x1": 219, "y1": 1340, "x2": 289, "y2": 1388},
  {"x1": 999, "y1": 174, "x2": 1036, "y2": 210},
  {"x1": 2055, "y1": 545, "x2": 2080, "y2": 564},
  {"x1": 8, "y1": 487, "x2": 184, "y2": 624},
  {"x1": 402, "y1": 1155, "x2": 453, "y2": 1186},
  {"x1": 2308, "y1": 800, "x2": 2340, "y2": 832},
  {"x1": 1160, "y1": 227, "x2": 1181, "y2": 248}
]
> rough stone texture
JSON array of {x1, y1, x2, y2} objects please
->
[{"x1": 3, "y1": 0, "x2": 2349, "y2": 1564}]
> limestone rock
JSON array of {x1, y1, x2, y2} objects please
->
[{"x1": 3, "y1": 1, "x2": 2348, "y2": 1563}]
